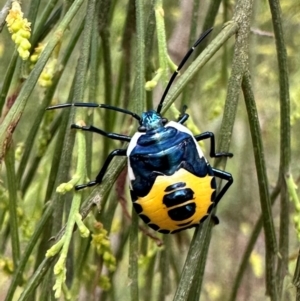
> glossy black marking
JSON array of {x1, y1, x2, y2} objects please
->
[
  {"x1": 210, "y1": 177, "x2": 217, "y2": 189},
  {"x1": 148, "y1": 223, "x2": 160, "y2": 231},
  {"x1": 207, "y1": 204, "x2": 214, "y2": 214},
  {"x1": 200, "y1": 215, "x2": 208, "y2": 224},
  {"x1": 163, "y1": 188, "x2": 194, "y2": 207},
  {"x1": 164, "y1": 182, "x2": 186, "y2": 192},
  {"x1": 212, "y1": 215, "x2": 219, "y2": 225},
  {"x1": 139, "y1": 214, "x2": 151, "y2": 224},
  {"x1": 133, "y1": 202, "x2": 143, "y2": 214},
  {"x1": 171, "y1": 224, "x2": 197, "y2": 234},
  {"x1": 177, "y1": 220, "x2": 193, "y2": 227},
  {"x1": 130, "y1": 190, "x2": 138, "y2": 201},
  {"x1": 158, "y1": 229, "x2": 170, "y2": 234},
  {"x1": 211, "y1": 190, "x2": 216, "y2": 202},
  {"x1": 168, "y1": 203, "x2": 196, "y2": 221}
]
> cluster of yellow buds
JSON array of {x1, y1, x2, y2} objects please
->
[
  {"x1": 38, "y1": 58, "x2": 57, "y2": 87},
  {"x1": 0, "y1": 256, "x2": 14, "y2": 275},
  {"x1": 30, "y1": 44, "x2": 57, "y2": 87},
  {"x1": 6, "y1": 1, "x2": 31, "y2": 60},
  {"x1": 15, "y1": 142, "x2": 24, "y2": 161},
  {"x1": 29, "y1": 43, "x2": 44, "y2": 67},
  {"x1": 91, "y1": 223, "x2": 116, "y2": 273},
  {"x1": 99, "y1": 275, "x2": 111, "y2": 291}
]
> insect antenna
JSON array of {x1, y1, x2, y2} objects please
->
[
  {"x1": 156, "y1": 27, "x2": 213, "y2": 114},
  {"x1": 46, "y1": 102, "x2": 142, "y2": 122}
]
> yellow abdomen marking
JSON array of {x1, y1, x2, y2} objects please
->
[{"x1": 134, "y1": 168, "x2": 215, "y2": 232}]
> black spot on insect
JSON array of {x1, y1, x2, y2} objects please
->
[
  {"x1": 164, "y1": 182, "x2": 186, "y2": 192},
  {"x1": 163, "y1": 188, "x2": 194, "y2": 207},
  {"x1": 212, "y1": 215, "x2": 219, "y2": 225},
  {"x1": 171, "y1": 224, "x2": 197, "y2": 233},
  {"x1": 148, "y1": 223, "x2": 160, "y2": 231},
  {"x1": 207, "y1": 203, "x2": 214, "y2": 214},
  {"x1": 168, "y1": 203, "x2": 196, "y2": 221},
  {"x1": 211, "y1": 190, "x2": 216, "y2": 202},
  {"x1": 133, "y1": 202, "x2": 143, "y2": 214},
  {"x1": 158, "y1": 229, "x2": 170, "y2": 234},
  {"x1": 210, "y1": 177, "x2": 217, "y2": 189},
  {"x1": 200, "y1": 215, "x2": 208, "y2": 223},
  {"x1": 130, "y1": 190, "x2": 138, "y2": 201},
  {"x1": 139, "y1": 214, "x2": 151, "y2": 224}
]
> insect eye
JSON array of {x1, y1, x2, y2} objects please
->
[{"x1": 162, "y1": 118, "x2": 168, "y2": 125}]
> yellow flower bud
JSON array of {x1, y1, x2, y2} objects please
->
[
  {"x1": 17, "y1": 47, "x2": 30, "y2": 60},
  {"x1": 20, "y1": 29, "x2": 31, "y2": 39},
  {"x1": 10, "y1": 19, "x2": 23, "y2": 32},
  {"x1": 20, "y1": 39, "x2": 31, "y2": 50},
  {"x1": 6, "y1": 1, "x2": 31, "y2": 60}
]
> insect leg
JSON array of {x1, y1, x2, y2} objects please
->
[
  {"x1": 212, "y1": 168, "x2": 233, "y2": 206},
  {"x1": 177, "y1": 105, "x2": 190, "y2": 124},
  {"x1": 71, "y1": 124, "x2": 131, "y2": 142},
  {"x1": 194, "y1": 132, "x2": 233, "y2": 158},
  {"x1": 75, "y1": 148, "x2": 127, "y2": 190}
]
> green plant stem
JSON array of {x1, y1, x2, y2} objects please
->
[
  {"x1": 144, "y1": 252, "x2": 156, "y2": 301},
  {"x1": 189, "y1": 225, "x2": 212, "y2": 301},
  {"x1": 242, "y1": 69, "x2": 278, "y2": 301},
  {"x1": 0, "y1": 0, "x2": 13, "y2": 32},
  {"x1": 4, "y1": 203, "x2": 54, "y2": 301},
  {"x1": 158, "y1": 236, "x2": 170, "y2": 300},
  {"x1": 129, "y1": 206, "x2": 139, "y2": 301},
  {"x1": 85, "y1": 18, "x2": 99, "y2": 176},
  {"x1": 49, "y1": 1, "x2": 96, "y2": 295},
  {"x1": 127, "y1": 2, "x2": 146, "y2": 300},
  {"x1": 228, "y1": 184, "x2": 280, "y2": 301},
  {"x1": 51, "y1": 112, "x2": 75, "y2": 234},
  {"x1": 4, "y1": 145, "x2": 20, "y2": 265},
  {"x1": 17, "y1": 18, "x2": 85, "y2": 189},
  {"x1": 294, "y1": 249, "x2": 300, "y2": 300},
  {"x1": 120, "y1": 0, "x2": 135, "y2": 111},
  {"x1": 0, "y1": 51, "x2": 18, "y2": 113},
  {"x1": 196, "y1": 0, "x2": 222, "y2": 55},
  {"x1": 17, "y1": 154, "x2": 126, "y2": 301},
  {"x1": 160, "y1": 21, "x2": 238, "y2": 116},
  {"x1": 180, "y1": 0, "x2": 222, "y2": 108},
  {"x1": 180, "y1": 0, "x2": 201, "y2": 108},
  {"x1": 51, "y1": 0, "x2": 95, "y2": 232},
  {"x1": 173, "y1": 218, "x2": 211, "y2": 301},
  {"x1": 0, "y1": 0, "x2": 85, "y2": 164},
  {"x1": 17, "y1": 255, "x2": 57, "y2": 301},
  {"x1": 217, "y1": 1, "x2": 253, "y2": 163},
  {"x1": 26, "y1": 0, "x2": 41, "y2": 34},
  {"x1": 31, "y1": 0, "x2": 60, "y2": 46},
  {"x1": 154, "y1": 0, "x2": 169, "y2": 85},
  {"x1": 144, "y1": 0, "x2": 156, "y2": 111},
  {"x1": 268, "y1": 0, "x2": 291, "y2": 295},
  {"x1": 174, "y1": 1, "x2": 253, "y2": 300},
  {"x1": 100, "y1": 28, "x2": 113, "y2": 159},
  {"x1": 51, "y1": 192, "x2": 87, "y2": 297}
]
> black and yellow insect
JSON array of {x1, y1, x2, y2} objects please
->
[{"x1": 47, "y1": 28, "x2": 233, "y2": 234}]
